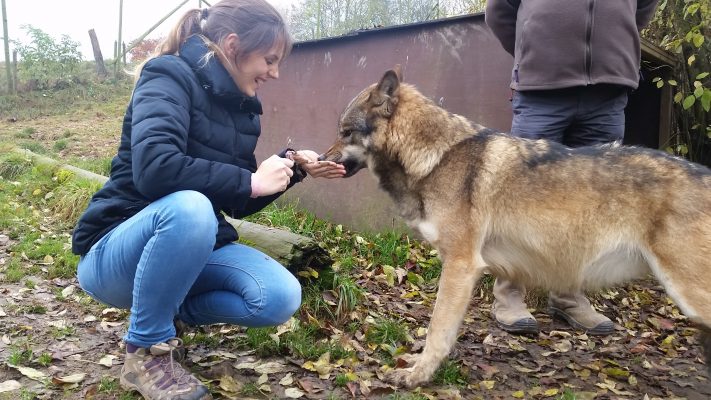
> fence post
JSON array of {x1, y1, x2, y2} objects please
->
[
  {"x1": 88, "y1": 29, "x2": 108, "y2": 78},
  {"x1": 11, "y1": 49, "x2": 16, "y2": 94},
  {"x1": 2, "y1": 0, "x2": 11, "y2": 94}
]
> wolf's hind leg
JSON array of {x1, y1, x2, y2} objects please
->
[
  {"x1": 647, "y1": 222, "x2": 711, "y2": 373},
  {"x1": 385, "y1": 251, "x2": 482, "y2": 388}
]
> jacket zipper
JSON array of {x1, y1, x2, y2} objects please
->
[{"x1": 585, "y1": 0, "x2": 594, "y2": 85}]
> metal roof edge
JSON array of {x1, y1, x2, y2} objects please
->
[{"x1": 293, "y1": 12, "x2": 485, "y2": 48}]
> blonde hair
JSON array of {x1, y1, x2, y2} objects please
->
[{"x1": 133, "y1": 0, "x2": 292, "y2": 81}]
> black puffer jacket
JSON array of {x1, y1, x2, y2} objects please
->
[{"x1": 72, "y1": 35, "x2": 302, "y2": 255}]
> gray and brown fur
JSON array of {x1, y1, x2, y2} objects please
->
[{"x1": 320, "y1": 65, "x2": 711, "y2": 388}]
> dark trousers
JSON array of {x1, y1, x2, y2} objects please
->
[{"x1": 510, "y1": 84, "x2": 629, "y2": 147}]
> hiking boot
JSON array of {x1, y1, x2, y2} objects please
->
[
  {"x1": 548, "y1": 292, "x2": 614, "y2": 336},
  {"x1": 491, "y1": 278, "x2": 538, "y2": 334},
  {"x1": 120, "y1": 338, "x2": 212, "y2": 400}
]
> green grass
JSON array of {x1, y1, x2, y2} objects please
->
[
  {"x1": 432, "y1": 359, "x2": 468, "y2": 386},
  {"x1": 0, "y1": 78, "x2": 133, "y2": 120},
  {"x1": 0, "y1": 153, "x2": 34, "y2": 179},
  {"x1": 53, "y1": 139, "x2": 68, "y2": 151},
  {"x1": 366, "y1": 317, "x2": 409, "y2": 347},
  {"x1": 36, "y1": 352, "x2": 53, "y2": 367}
]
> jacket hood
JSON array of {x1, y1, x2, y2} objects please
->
[{"x1": 179, "y1": 35, "x2": 263, "y2": 114}]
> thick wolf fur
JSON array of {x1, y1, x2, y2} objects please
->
[{"x1": 320, "y1": 66, "x2": 711, "y2": 388}]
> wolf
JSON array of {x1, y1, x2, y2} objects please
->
[{"x1": 319, "y1": 65, "x2": 711, "y2": 388}]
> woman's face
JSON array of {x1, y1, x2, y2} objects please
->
[{"x1": 222, "y1": 34, "x2": 284, "y2": 97}]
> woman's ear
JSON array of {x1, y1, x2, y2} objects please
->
[{"x1": 224, "y1": 33, "x2": 241, "y2": 59}]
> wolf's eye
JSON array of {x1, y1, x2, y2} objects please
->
[{"x1": 342, "y1": 130, "x2": 353, "y2": 137}]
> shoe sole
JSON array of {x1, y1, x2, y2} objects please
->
[
  {"x1": 496, "y1": 318, "x2": 539, "y2": 335},
  {"x1": 549, "y1": 307, "x2": 614, "y2": 336},
  {"x1": 120, "y1": 375, "x2": 213, "y2": 400}
]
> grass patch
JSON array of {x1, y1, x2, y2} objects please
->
[
  {"x1": 49, "y1": 175, "x2": 102, "y2": 225},
  {"x1": 0, "y1": 153, "x2": 33, "y2": 179},
  {"x1": 53, "y1": 139, "x2": 68, "y2": 151},
  {"x1": 67, "y1": 156, "x2": 112, "y2": 176},
  {"x1": 366, "y1": 317, "x2": 409, "y2": 347},
  {"x1": 14, "y1": 127, "x2": 36, "y2": 139},
  {"x1": 432, "y1": 359, "x2": 468, "y2": 386}
]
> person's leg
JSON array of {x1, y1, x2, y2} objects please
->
[
  {"x1": 78, "y1": 190, "x2": 218, "y2": 346},
  {"x1": 510, "y1": 89, "x2": 576, "y2": 141},
  {"x1": 77, "y1": 190, "x2": 217, "y2": 400},
  {"x1": 548, "y1": 292, "x2": 614, "y2": 335},
  {"x1": 564, "y1": 84, "x2": 628, "y2": 147},
  {"x1": 547, "y1": 84, "x2": 626, "y2": 336},
  {"x1": 176, "y1": 243, "x2": 302, "y2": 328},
  {"x1": 493, "y1": 89, "x2": 576, "y2": 334},
  {"x1": 491, "y1": 278, "x2": 538, "y2": 334}
]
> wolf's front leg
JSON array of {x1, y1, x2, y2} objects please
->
[{"x1": 385, "y1": 256, "x2": 481, "y2": 388}]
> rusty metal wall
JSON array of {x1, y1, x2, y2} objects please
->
[{"x1": 253, "y1": 13, "x2": 666, "y2": 233}]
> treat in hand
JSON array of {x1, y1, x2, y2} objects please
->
[{"x1": 287, "y1": 150, "x2": 346, "y2": 179}]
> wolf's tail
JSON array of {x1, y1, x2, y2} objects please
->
[{"x1": 700, "y1": 326, "x2": 711, "y2": 375}]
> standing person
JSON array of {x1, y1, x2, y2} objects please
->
[
  {"x1": 485, "y1": 0, "x2": 660, "y2": 335},
  {"x1": 71, "y1": 1, "x2": 345, "y2": 399}
]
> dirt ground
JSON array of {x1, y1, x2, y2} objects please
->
[{"x1": 1, "y1": 223, "x2": 710, "y2": 399}]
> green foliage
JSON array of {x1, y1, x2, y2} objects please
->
[
  {"x1": 0, "y1": 153, "x2": 33, "y2": 179},
  {"x1": 366, "y1": 317, "x2": 409, "y2": 346},
  {"x1": 645, "y1": 0, "x2": 711, "y2": 164},
  {"x1": 13, "y1": 25, "x2": 83, "y2": 90},
  {"x1": 432, "y1": 359, "x2": 468, "y2": 386}
]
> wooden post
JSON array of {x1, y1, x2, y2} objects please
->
[
  {"x1": 11, "y1": 49, "x2": 16, "y2": 94},
  {"x1": 115, "y1": 0, "x2": 123, "y2": 77},
  {"x1": 88, "y1": 29, "x2": 108, "y2": 78},
  {"x1": 1, "y1": 0, "x2": 11, "y2": 94}
]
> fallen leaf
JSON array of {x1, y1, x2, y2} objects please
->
[
  {"x1": 279, "y1": 373, "x2": 294, "y2": 386},
  {"x1": 52, "y1": 373, "x2": 86, "y2": 385},
  {"x1": 98, "y1": 354, "x2": 117, "y2": 367},
  {"x1": 284, "y1": 387, "x2": 306, "y2": 398},
  {"x1": 0, "y1": 380, "x2": 21, "y2": 393},
  {"x1": 13, "y1": 366, "x2": 47, "y2": 382}
]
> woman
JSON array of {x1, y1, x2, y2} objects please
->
[{"x1": 71, "y1": 1, "x2": 345, "y2": 398}]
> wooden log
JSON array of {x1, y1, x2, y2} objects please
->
[
  {"x1": 13, "y1": 148, "x2": 330, "y2": 272},
  {"x1": 88, "y1": 29, "x2": 108, "y2": 78}
]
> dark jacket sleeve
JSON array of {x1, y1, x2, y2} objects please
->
[
  {"x1": 636, "y1": 0, "x2": 660, "y2": 30},
  {"x1": 129, "y1": 59, "x2": 253, "y2": 211},
  {"x1": 485, "y1": 0, "x2": 521, "y2": 56}
]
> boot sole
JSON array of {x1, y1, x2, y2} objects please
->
[
  {"x1": 496, "y1": 317, "x2": 539, "y2": 334},
  {"x1": 120, "y1": 375, "x2": 213, "y2": 400},
  {"x1": 549, "y1": 307, "x2": 614, "y2": 336}
]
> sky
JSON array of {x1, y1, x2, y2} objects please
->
[{"x1": 1, "y1": 0, "x2": 296, "y2": 62}]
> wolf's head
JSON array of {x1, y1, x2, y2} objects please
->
[{"x1": 318, "y1": 66, "x2": 402, "y2": 177}]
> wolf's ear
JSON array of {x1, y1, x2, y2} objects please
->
[
  {"x1": 377, "y1": 67, "x2": 401, "y2": 98},
  {"x1": 371, "y1": 66, "x2": 402, "y2": 117}
]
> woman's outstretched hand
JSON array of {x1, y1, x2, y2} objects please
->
[{"x1": 287, "y1": 150, "x2": 346, "y2": 179}]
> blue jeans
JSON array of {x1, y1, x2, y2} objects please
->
[
  {"x1": 77, "y1": 190, "x2": 302, "y2": 348},
  {"x1": 511, "y1": 85, "x2": 629, "y2": 147}
]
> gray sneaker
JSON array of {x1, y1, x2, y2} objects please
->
[{"x1": 120, "y1": 338, "x2": 212, "y2": 400}]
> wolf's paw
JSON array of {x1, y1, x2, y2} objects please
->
[{"x1": 384, "y1": 355, "x2": 432, "y2": 388}]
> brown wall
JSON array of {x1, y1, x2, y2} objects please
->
[{"x1": 254, "y1": 13, "x2": 671, "y2": 233}]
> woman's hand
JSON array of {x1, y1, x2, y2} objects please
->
[
  {"x1": 251, "y1": 155, "x2": 294, "y2": 197},
  {"x1": 288, "y1": 150, "x2": 346, "y2": 179}
]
